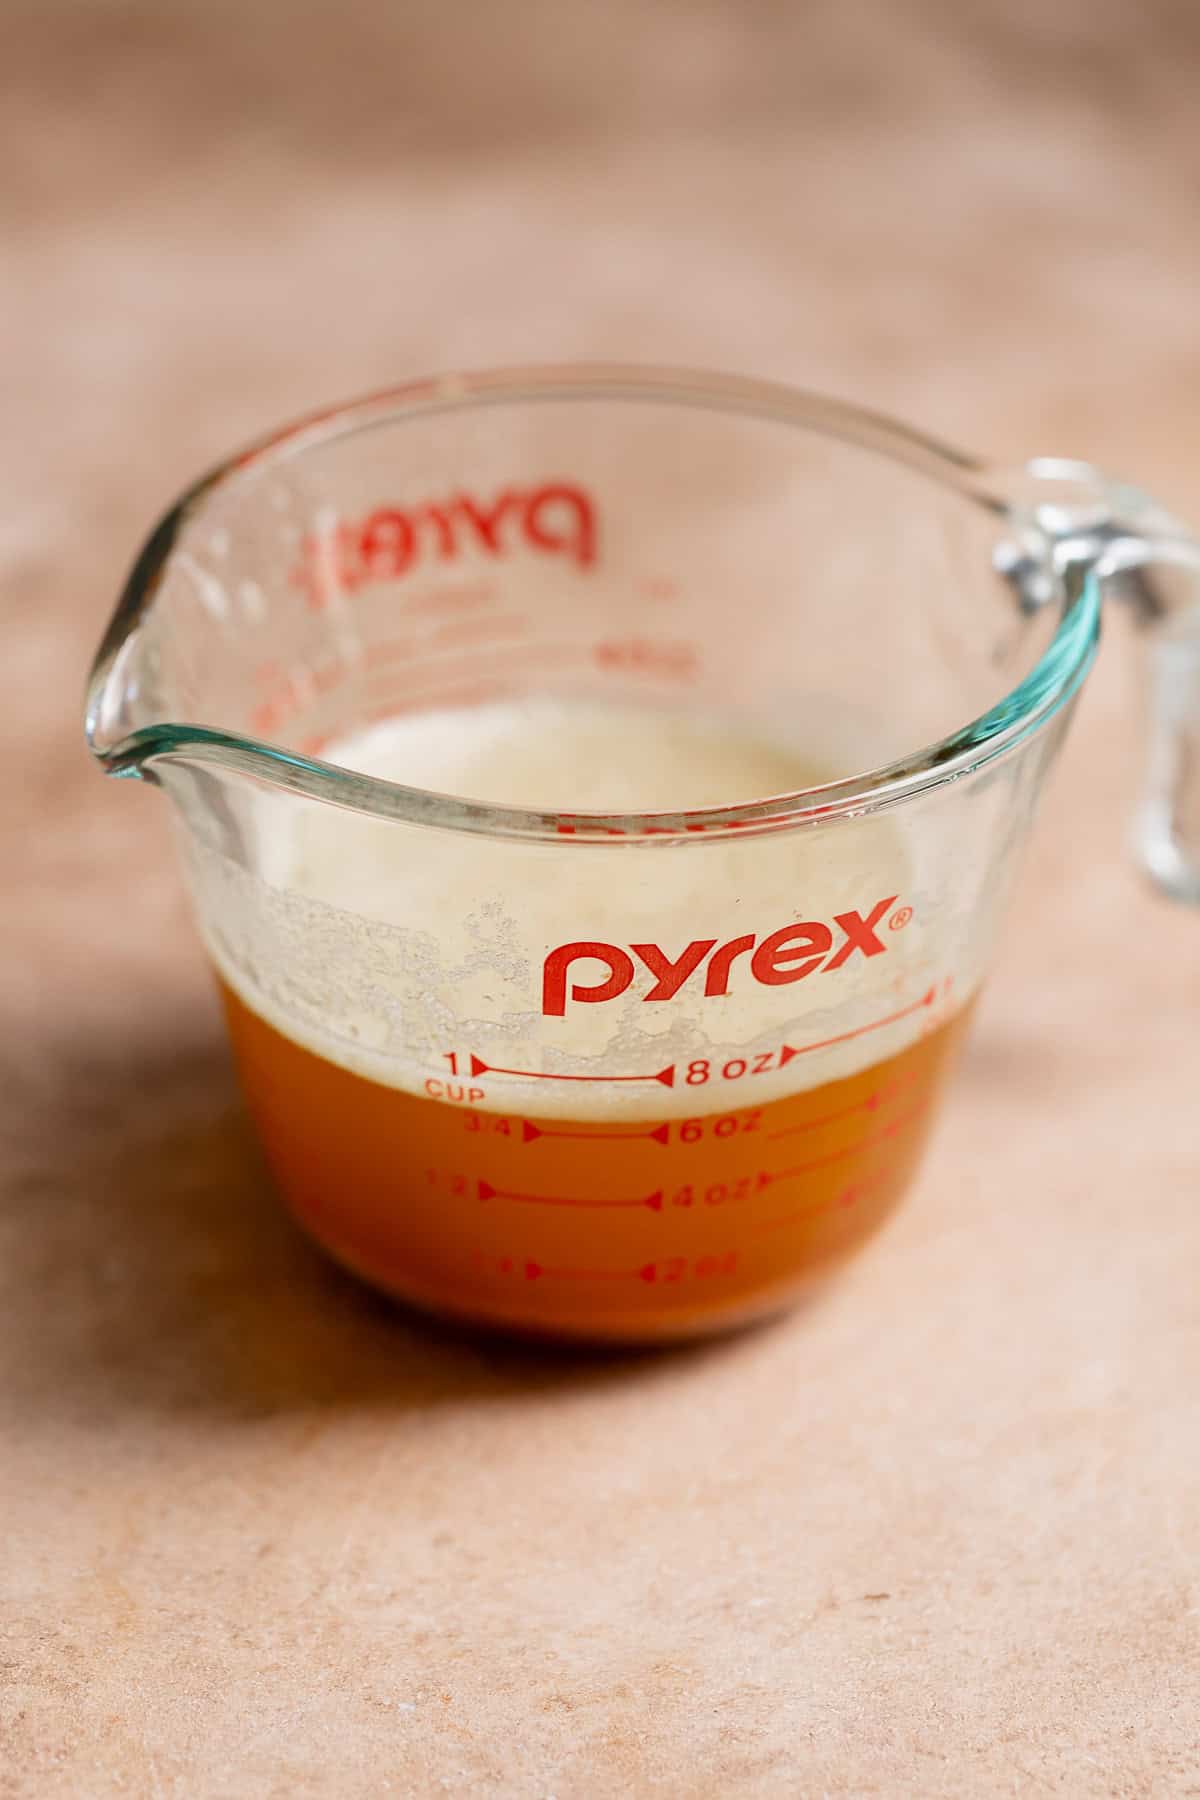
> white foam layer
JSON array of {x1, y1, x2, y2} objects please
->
[
  {"x1": 203, "y1": 697, "x2": 956, "y2": 1115},
  {"x1": 315, "y1": 698, "x2": 849, "y2": 810}
]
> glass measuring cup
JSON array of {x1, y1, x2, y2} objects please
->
[{"x1": 85, "y1": 367, "x2": 1200, "y2": 1342}]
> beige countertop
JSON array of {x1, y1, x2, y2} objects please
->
[{"x1": 5, "y1": 2, "x2": 1200, "y2": 1792}]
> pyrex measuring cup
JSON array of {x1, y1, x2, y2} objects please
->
[{"x1": 85, "y1": 367, "x2": 1200, "y2": 1342}]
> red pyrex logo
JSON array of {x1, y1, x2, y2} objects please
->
[
  {"x1": 290, "y1": 481, "x2": 596, "y2": 608},
  {"x1": 542, "y1": 896, "x2": 904, "y2": 1016}
]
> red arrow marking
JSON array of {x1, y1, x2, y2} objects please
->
[
  {"x1": 750, "y1": 1170, "x2": 893, "y2": 1237},
  {"x1": 521, "y1": 1119, "x2": 670, "y2": 1145},
  {"x1": 751, "y1": 1195, "x2": 849, "y2": 1235},
  {"x1": 470, "y1": 1054, "x2": 675, "y2": 1087},
  {"x1": 766, "y1": 1071, "x2": 920, "y2": 1141},
  {"x1": 478, "y1": 1179, "x2": 663, "y2": 1211},
  {"x1": 767, "y1": 1091, "x2": 881, "y2": 1140},
  {"x1": 525, "y1": 1262, "x2": 638, "y2": 1281},
  {"x1": 761, "y1": 1098, "x2": 931, "y2": 1188},
  {"x1": 779, "y1": 988, "x2": 937, "y2": 1066}
]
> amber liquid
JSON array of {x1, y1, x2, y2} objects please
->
[{"x1": 220, "y1": 980, "x2": 971, "y2": 1341}]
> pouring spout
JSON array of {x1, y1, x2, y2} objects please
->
[
  {"x1": 85, "y1": 630, "x2": 154, "y2": 776},
  {"x1": 84, "y1": 498, "x2": 193, "y2": 776}
]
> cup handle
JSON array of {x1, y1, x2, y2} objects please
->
[{"x1": 1000, "y1": 461, "x2": 1200, "y2": 905}]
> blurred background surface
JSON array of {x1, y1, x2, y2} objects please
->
[{"x1": 4, "y1": 4, "x2": 1200, "y2": 1794}]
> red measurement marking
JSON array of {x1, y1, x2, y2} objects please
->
[
  {"x1": 593, "y1": 638, "x2": 698, "y2": 681},
  {"x1": 765, "y1": 1070, "x2": 919, "y2": 1140},
  {"x1": 469, "y1": 1054, "x2": 676, "y2": 1088},
  {"x1": 779, "y1": 987, "x2": 936, "y2": 1066},
  {"x1": 367, "y1": 682, "x2": 512, "y2": 720},
  {"x1": 749, "y1": 1174, "x2": 888, "y2": 1238},
  {"x1": 364, "y1": 618, "x2": 535, "y2": 669},
  {"x1": 755, "y1": 1166, "x2": 895, "y2": 1238},
  {"x1": 364, "y1": 649, "x2": 591, "y2": 722},
  {"x1": 477, "y1": 1179, "x2": 663, "y2": 1211},
  {"x1": 749, "y1": 1196, "x2": 846, "y2": 1236},
  {"x1": 494, "y1": 1255, "x2": 736, "y2": 1283},
  {"x1": 365, "y1": 642, "x2": 581, "y2": 695},
  {"x1": 523, "y1": 1262, "x2": 635, "y2": 1282},
  {"x1": 761, "y1": 1098, "x2": 932, "y2": 1188},
  {"x1": 367, "y1": 682, "x2": 504, "y2": 721},
  {"x1": 520, "y1": 1119, "x2": 671, "y2": 1145},
  {"x1": 250, "y1": 657, "x2": 356, "y2": 735},
  {"x1": 404, "y1": 579, "x2": 497, "y2": 617},
  {"x1": 433, "y1": 614, "x2": 531, "y2": 648},
  {"x1": 249, "y1": 698, "x2": 289, "y2": 734}
]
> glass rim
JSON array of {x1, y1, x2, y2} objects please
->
[{"x1": 86, "y1": 362, "x2": 1102, "y2": 844}]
